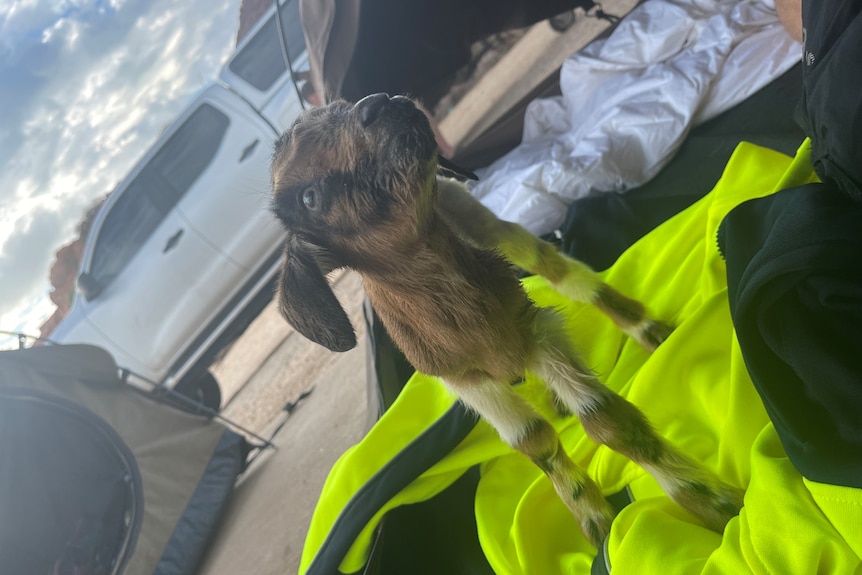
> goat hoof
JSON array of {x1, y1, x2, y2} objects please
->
[
  {"x1": 580, "y1": 511, "x2": 614, "y2": 549},
  {"x1": 676, "y1": 480, "x2": 745, "y2": 533},
  {"x1": 631, "y1": 320, "x2": 674, "y2": 352}
]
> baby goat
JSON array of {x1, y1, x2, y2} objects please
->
[{"x1": 270, "y1": 93, "x2": 743, "y2": 547}]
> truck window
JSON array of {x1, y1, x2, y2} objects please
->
[
  {"x1": 148, "y1": 104, "x2": 229, "y2": 211},
  {"x1": 89, "y1": 170, "x2": 166, "y2": 286},
  {"x1": 229, "y1": 0, "x2": 305, "y2": 92},
  {"x1": 88, "y1": 104, "x2": 229, "y2": 285}
]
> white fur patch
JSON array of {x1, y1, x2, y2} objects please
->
[
  {"x1": 445, "y1": 378, "x2": 539, "y2": 447},
  {"x1": 530, "y1": 348, "x2": 605, "y2": 417},
  {"x1": 551, "y1": 259, "x2": 603, "y2": 304}
]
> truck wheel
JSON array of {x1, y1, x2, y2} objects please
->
[{"x1": 176, "y1": 371, "x2": 222, "y2": 412}]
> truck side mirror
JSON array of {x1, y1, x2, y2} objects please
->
[{"x1": 77, "y1": 272, "x2": 104, "y2": 301}]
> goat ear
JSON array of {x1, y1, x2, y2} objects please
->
[
  {"x1": 437, "y1": 155, "x2": 478, "y2": 182},
  {"x1": 276, "y1": 235, "x2": 357, "y2": 352}
]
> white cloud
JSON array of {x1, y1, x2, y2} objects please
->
[{"x1": 0, "y1": 0, "x2": 243, "y2": 333}]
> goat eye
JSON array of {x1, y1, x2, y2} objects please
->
[{"x1": 302, "y1": 187, "x2": 319, "y2": 211}]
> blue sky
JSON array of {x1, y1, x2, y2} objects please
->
[{"x1": 0, "y1": 0, "x2": 244, "y2": 345}]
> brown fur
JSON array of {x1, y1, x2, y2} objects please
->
[{"x1": 270, "y1": 94, "x2": 743, "y2": 548}]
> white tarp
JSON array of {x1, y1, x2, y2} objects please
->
[{"x1": 471, "y1": 0, "x2": 802, "y2": 235}]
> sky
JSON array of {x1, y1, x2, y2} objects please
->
[{"x1": 0, "y1": 0, "x2": 245, "y2": 347}]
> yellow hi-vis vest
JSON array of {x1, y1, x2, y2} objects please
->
[{"x1": 300, "y1": 141, "x2": 862, "y2": 574}]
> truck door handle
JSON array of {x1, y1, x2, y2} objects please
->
[
  {"x1": 163, "y1": 229, "x2": 184, "y2": 253},
  {"x1": 239, "y1": 139, "x2": 259, "y2": 162}
]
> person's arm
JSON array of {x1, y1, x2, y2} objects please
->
[{"x1": 775, "y1": 0, "x2": 803, "y2": 43}]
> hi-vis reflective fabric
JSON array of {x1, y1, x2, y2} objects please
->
[{"x1": 300, "y1": 142, "x2": 861, "y2": 575}]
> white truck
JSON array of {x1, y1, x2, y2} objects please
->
[{"x1": 51, "y1": 1, "x2": 308, "y2": 410}]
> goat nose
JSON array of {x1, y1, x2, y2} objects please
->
[{"x1": 356, "y1": 93, "x2": 389, "y2": 126}]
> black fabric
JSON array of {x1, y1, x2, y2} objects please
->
[
  {"x1": 341, "y1": 0, "x2": 595, "y2": 108},
  {"x1": 796, "y1": 0, "x2": 862, "y2": 202},
  {"x1": 155, "y1": 430, "x2": 248, "y2": 575},
  {"x1": 717, "y1": 0, "x2": 862, "y2": 490},
  {"x1": 561, "y1": 63, "x2": 805, "y2": 270},
  {"x1": 0, "y1": 390, "x2": 142, "y2": 575},
  {"x1": 305, "y1": 402, "x2": 479, "y2": 575},
  {"x1": 54, "y1": 479, "x2": 131, "y2": 575},
  {"x1": 719, "y1": 183, "x2": 862, "y2": 488},
  {"x1": 366, "y1": 467, "x2": 495, "y2": 575},
  {"x1": 364, "y1": 299, "x2": 416, "y2": 416},
  {"x1": 591, "y1": 546, "x2": 611, "y2": 575}
]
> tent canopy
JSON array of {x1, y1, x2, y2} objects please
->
[{"x1": 0, "y1": 345, "x2": 249, "y2": 575}]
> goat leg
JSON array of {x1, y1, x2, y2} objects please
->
[
  {"x1": 529, "y1": 309, "x2": 744, "y2": 533},
  {"x1": 435, "y1": 179, "x2": 672, "y2": 351},
  {"x1": 446, "y1": 374, "x2": 615, "y2": 548}
]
